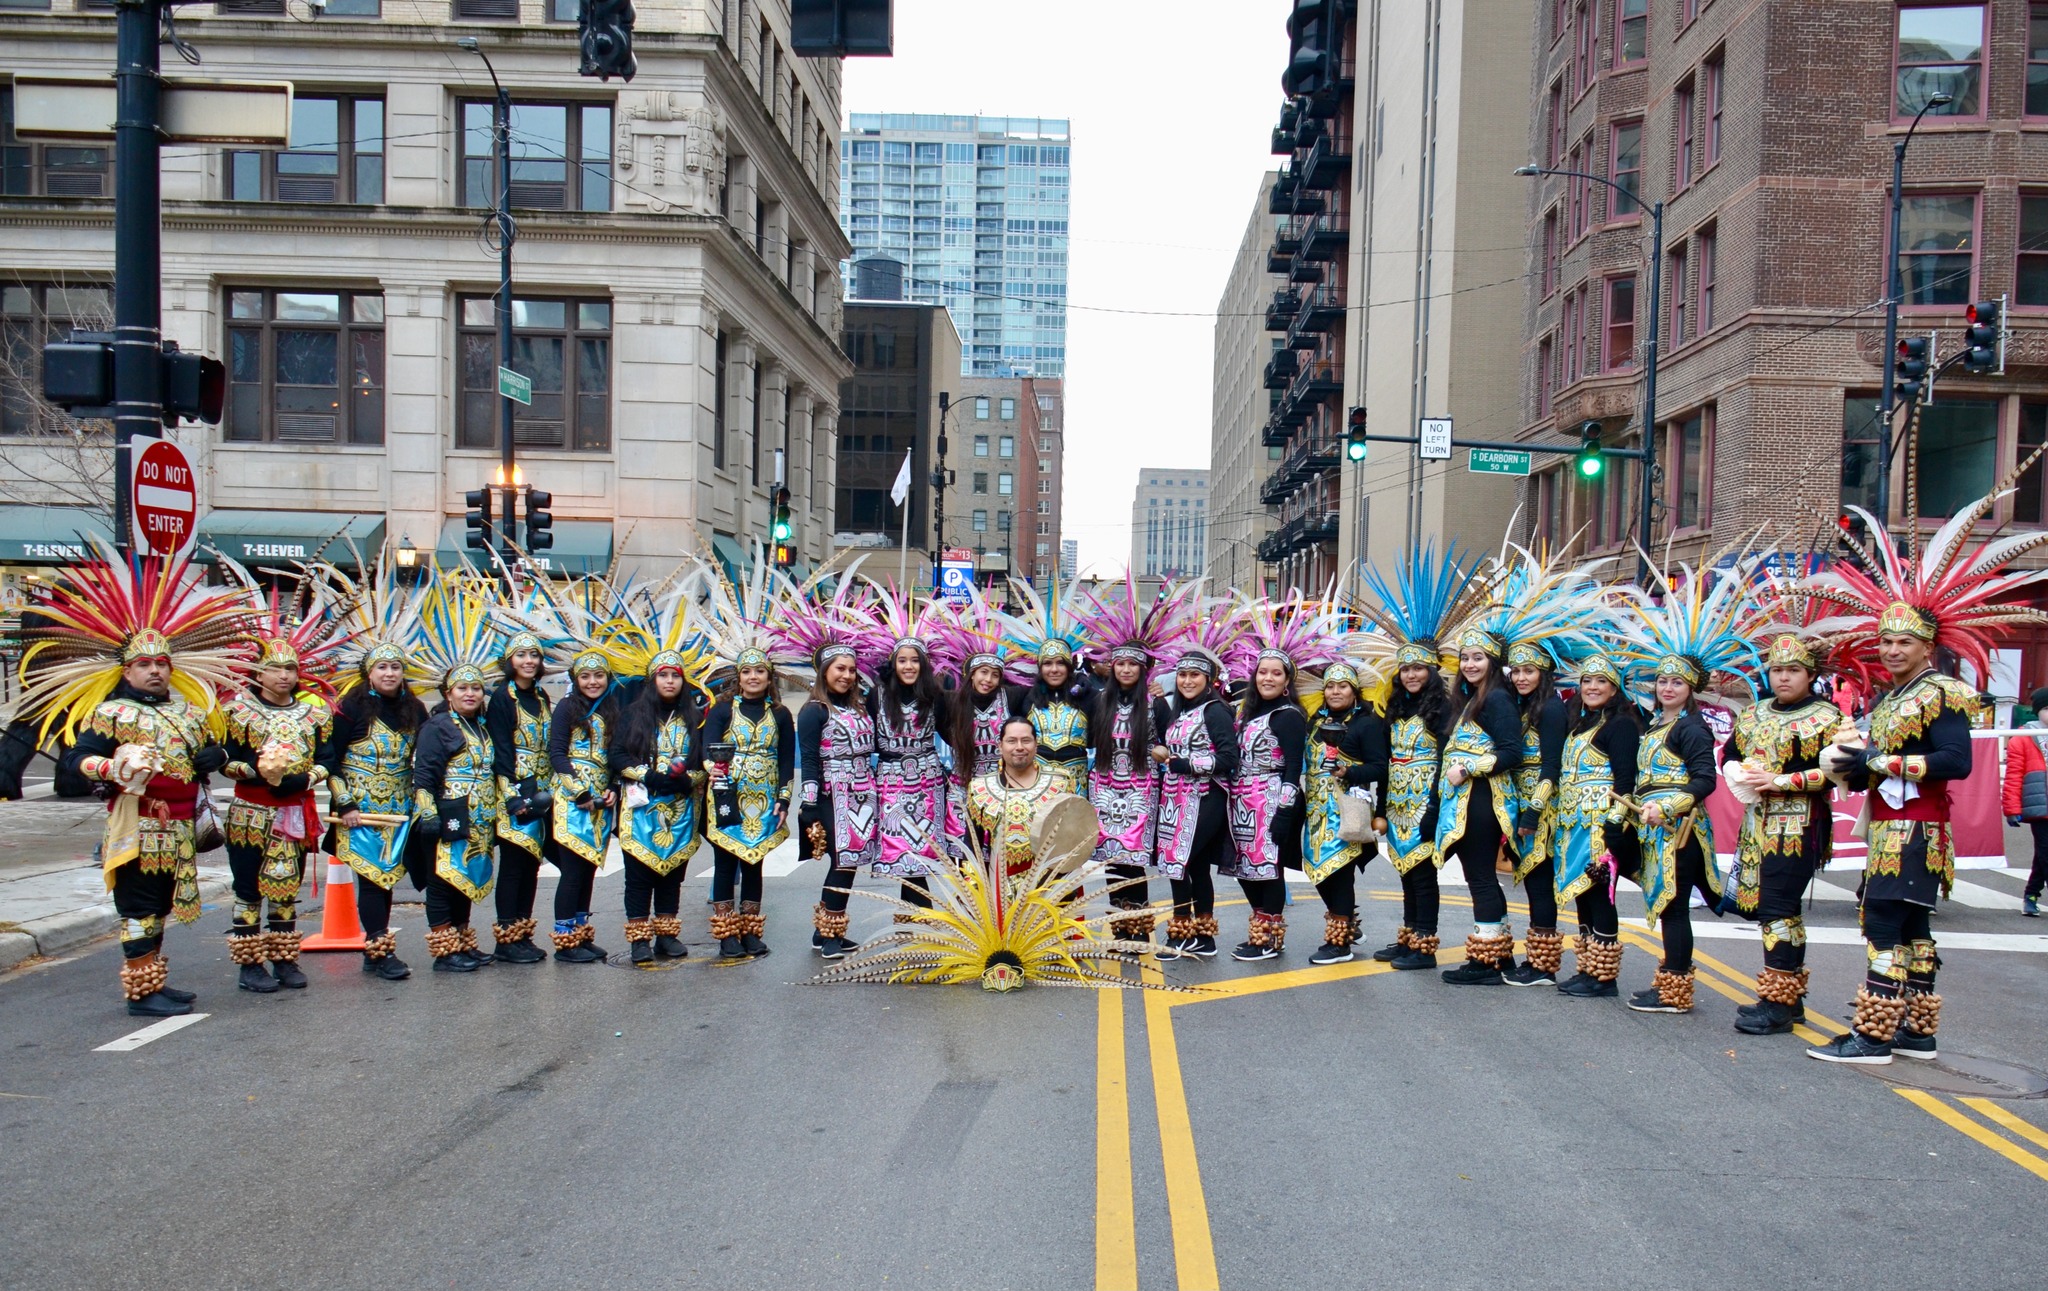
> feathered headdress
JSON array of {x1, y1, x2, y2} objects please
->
[
  {"x1": 1226, "y1": 591, "x2": 1349, "y2": 695},
  {"x1": 215, "y1": 556, "x2": 355, "y2": 702},
  {"x1": 920, "y1": 585, "x2": 1013, "y2": 684},
  {"x1": 1073, "y1": 574, "x2": 1200, "y2": 670},
  {"x1": 15, "y1": 537, "x2": 254, "y2": 740},
  {"x1": 594, "y1": 576, "x2": 717, "y2": 697},
  {"x1": 1607, "y1": 557, "x2": 1765, "y2": 699},
  {"x1": 848, "y1": 576, "x2": 944, "y2": 678},
  {"x1": 1002, "y1": 575, "x2": 1091, "y2": 671},
  {"x1": 1163, "y1": 594, "x2": 1250, "y2": 682},
  {"x1": 1358, "y1": 543, "x2": 1490, "y2": 670},
  {"x1": 688, "y1": 554, "x2": 810, "y2": 684},
  {"x1": 1458, "y1": 543, "x2": 1614, "y2": 671},
  {"x1": 1738, "y1": 544, "x2": 1875, "y2": 687},
  {"x1": 491, "y1": 569, "x2": 600, "y2": 678},
  {"x1": 407, "y1": 569, "x2": 506, "y2": 691},
  {"x1": 315, "y1": 545, "x2": 424, "y2": 693},
  {"x1": 768, "y1": 560, "x2": 874, "y2": 678},
  {"x1": 1807, "y1": 477, "x2": 2048, "y2": 684}
]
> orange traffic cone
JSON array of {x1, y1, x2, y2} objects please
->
[{"x1": 302, "y1": 856, "x2": 367, "y2": 951}]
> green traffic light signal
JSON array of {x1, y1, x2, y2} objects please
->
[
  {"x1": 1345, "y1": 435, "x2": 1367, "y2": 462},
  {"x1": 1577, "y1": 452, "x2": 1604, "y2": 478}
]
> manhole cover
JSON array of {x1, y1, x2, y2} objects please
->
[{"x1": 1867, "y1": 1053, "x2": 2048, "y2": 1100}]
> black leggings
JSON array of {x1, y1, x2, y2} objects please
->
[
  {"x1": 1453, "y1": 780, "x2": 1508, "y2": 924},
  {"x1": 1237, "y1": 877, "x2": 1285, "y2": 917},
  {"x1": 623, "y1": 856, "x2": 684, "y2": 919},
  {"x1": 424, "y1": 879, "x2": 471, "y2": 930},
  {"x1": 357, "y1": 879, "x2": 394, "y2": 938},
  {"x1": 710, "y1": 846, "x2": 765, "y2": 904},
  {"x1": 552, "y1": 850, "x2": 600, "y2": 923},
  {"x1": 1107, "y1": 862, "x2": 1150, "y2": 909},
  {"x1": 1861, "y1": 898, "x2": 1933, "y2": 955},
  {"x1": 2029, "y1": 820, "x2": 2048, "y2": 900},
  {"x1": 1522, "y1": 858, "x2": 1558, "y2": 929},
  {"x1": 1657, "y1": 838, "x2": 1716, "y2": 975},
  {"x1": 1574, "y1": 883, "x2": 1619, "y2": 938},
  {"x1": 113, "y1": 864, "x2": 176, "y2": 959},
  {"x1": 1169, "y1": 792, "x2": 1230, "y2": 918},
  {"x1": 1400, "y1": 861, "x2": 1441, "y2": 936},
  {"x1": 1316, "y1": 859, "x2": 1360, "y2": 917},
  {"x1": 495, "y1": 838, "x2": 544, "y2": 925}
]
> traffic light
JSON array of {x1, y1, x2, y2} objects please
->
[
  {"x1": 40, "y1": 333, "x2": 113, "y2": 416},
  {"x1": 160, "y1": 345, "x2": 225, "y2": 426},
  {"x1": 1836, "y1": 512, "x2": 1871, "y2": 573},
  {"x1": 1283, "y1": 0, "x2": 1332, "y2": 97},
  {"x1": 524, "y1": 488, "x2": 554, "y2": 551},
  {"x1": 771, "y1": 486, "x2": 793, "y2": 544},
  {"x1": 1963, "y1": 299, "x2": 2004, "y2": 374},
  {"x1": 790, "y1": 0, "x2": 894, "y2": 56},
  {"x1": 578, "y1": 0, "x2": 637, "y2": 82},
  {"x1": 1345, "y1": 406, "x2": 1368, "y2": 462},
  {"x1": 773, "y1": 542, "x2": 796, "y2": 568},
  {"x1": 1895, "y1": 336, "x2": 1930, "y2": 403},
  {"x1": 464, "y1": 488, "x2": 494, "y2": 553},
  {"x1": 1574, "y1": 420, "x2": 1605, "y2": 479}
]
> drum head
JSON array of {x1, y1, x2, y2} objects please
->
[{"x1": 1032, "y1": 793, "x2": 1100, "y2": 876}]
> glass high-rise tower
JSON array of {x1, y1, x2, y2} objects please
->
[{"x1": 839, "y1": 114, "x2": 1070, "y2": 378}]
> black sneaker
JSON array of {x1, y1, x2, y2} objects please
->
[
  {"x1": 740, "y1": 932, "x2": 770, "y2": 958},
  {"x1": 127, "y1": 990, "x2": 193, "y2": 1018},
  {"x1": 1387, "y1": 947, "x2": 1437, "y2": 971},
  {"x1": 237, "y1": 962, "x2": 279, "y2": 994},
  {"x1": 1308, "y1": 942, "x2": 1355, "y2": 965},
  {"x1": 1627, "y1": 986, "x2": 1662, "y2": 1009},
  {"x1": 1627, "y1": 990, "x2": 1685, "y2": 1014},
  {"x1": 1185, "y1": 934, "x2": 1218, "y2": 959},
  {"x1": 159, "y1": 984, "x2": 197, "y2": 1005},
  {"x1": 363, "y1": 954, "x2": 411, "y2": 981},
  {"x1": 465, "y1": 945, "x2": 496, "y2": 967},
  {"x1": 1807, "y1": 1032, "x2": 1893, "y2": 1065},
  {"x1": 719, "y1": 935, "x2": 748, "y2": 959},
  {"x1": 655, "y1": 935, "x2": 690, "y2": 959},
  {"x1": 629, "y1": 940, "x2": 654, "y2": 966},
  {"x1": 494, "y1": 940, "x2": 546, "y2": 965},
  {"x1": 431, "y1": 953, "x2": 478, "y2": 973},
  {"x1": 818, "y1": 936, "x2": 857, "y2": 961},
  {"x1": 1735, "y1": 998, "x2": 1770, "y2": 1017},
  {"x1": 1502, "y1": 962, "x2": 1554, "y2": 987},
  {"x1": 1734, "y1": 1001, "x2": 1797, "y2": 1035},
  {"x1": 1441, "y1": 961, "x2": 1503, "y2": 986},
  {"x1": 554, "y1": 943, "x2": 605, "y2": 964},
  {"x1": 1370, "y1": 941, "x2": 1406, "y2": 962},
  {"x1": 1556, "y1": 972, "x2": 1618, "y2": 998},
  {"x1": 1231, "y1": 941, "x2": 1279, "y2": 962},
  {"x1": 1893, "y1": 1028, "x2": 1939, "y2": 1061},
  {"x1": 270, "y1": 959, "x2": 309, "y2": 990}
]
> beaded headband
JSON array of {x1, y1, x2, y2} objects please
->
[
  {"x1": 121, "y1": 628, "x2": 172, "y2": 665},
  {"x1": 1879, "y1": 600, "x2": 1937, "y2": 642}
]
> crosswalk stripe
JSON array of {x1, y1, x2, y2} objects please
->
[{"x1": 94, "y1": 1013, "x2": 209, "y2": 1052}]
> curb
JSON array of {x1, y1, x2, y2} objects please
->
[
  {"x1": 0, "y1": 930, "x2": 36, "y2": 972},
  {"x1": 0, "y1": 874, "x2": 234, "y2": 972}
]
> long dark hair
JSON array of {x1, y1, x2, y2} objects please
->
[
  {"x1": 808, "y1": 651, "x2": 862, "y2": 707},
  {"x1": 339, "y1": 678, "x2": 425, "y2": 735},
  {"x1": 1568, "y1": 682, "x2": 1641, "y2": 735},
  {"x1": 1091, "y1": 669, "x2": 1152, "y2": 763},
  {"x1": 1513, "y1": 663, "x2": 1557, "y2": 721},
  {"x1": 1236, "y1": 658, "x2": 1305, "y2": 724},
  {"x1": 1455, "y1": 655, "x2": 1512, "y2": 724},
  {"x1": 612, "y1": 677, "x2": 700, "y2": 768},
  {"x1": 1387, "y1": 666, "x2": 1453, "y2": 736},
  {"x1": 562, "y1": 681, "x2": 621, "y2": 744},
  {"x1": 880, "y1": 645, "x2": 945, "y2": 733},
  {"x1": 948, "y1": 669, "x2": 1009, "y2": 771},
  {"x1": 1164, "y1": 674, "x2": 1218, "y2": 715}
]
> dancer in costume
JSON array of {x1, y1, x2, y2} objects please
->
[
  {"x1": 1804, "y1": 478, "x2": 2048, "y2": 1063},
  {"x1": 1432, "y1": 623, "x2": 1525, "y2": 985},
  {"x1": 485, "y1": 617, "x2": 566, "y2": 965},
  {"x1": 1357, "y1": 547, "x2": 1488, "y2": 971},
  {"x1": 1152, "y1": 621, "x2": 1244, "y2": 957},
  {"x1": 694, "y1": 561, "x2": 799, "y2": 960},
  {"x1": 798, "y1": 640, "x2": 880, "y2": 959},
  {"x1": 1722, "y1": 630, "x2": 1844, "y2": 1034},
  {"x1": 968, "y1": 715, "x2": 1076, "y2": 877},
  {"x1": 25, "y1": 539, "x2": 244, "y2": 1016},
  {"x1": 609, "y1": 627, "x2": 710, "y2": 965},
  {"x1": 1609, "y1": 561, "x2": 1761, "y2": 1014},
  {"x1": 407, "y1": 575, "x2": 505, "y2": 972},
  {"x1": 1007, "y1": 579, "x2": 1095, "y2": 780},
  {"x1": 860, "y1": 591, "x2": 951, "y2": 909},
  {"x1": 216, "y1": 575, "x2": 342, "y2": 993},
  {"x1": 1550, "y1": 655, "x2": 1639, "y2": 998},
  {"x1": 315, "y1": 551, "x2": 429, "y2": 980},
  {"x1": 1302, "y1": 657, "x2": 1390, "y2": 964},
  {"x1": 549, "y1": 649, "x2": 621, "y2": 962},
  {"x1": 952, "y1": 645, "x2": 1018, "y2": 781}
]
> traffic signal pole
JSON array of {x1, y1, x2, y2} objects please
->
[
  {"x1": 111, "y1": 0, "x2": 166, "y2": 558},
  {"x1": 1874, "y1": 92, "x2": 1953, "y2": 536}
]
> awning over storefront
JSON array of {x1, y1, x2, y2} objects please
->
[
  {"x1": 194, "y1": 510, "x2": 385, "y2": 569},
  {"x1": 709, "y1": 533, "x2": 751, "y2": 588},
  {"x1": 434, "y1": 517, "x2": 614, "y2": 578},
  {"x1": 0, "y1": 506, "x2": 116, "y2": 563}
]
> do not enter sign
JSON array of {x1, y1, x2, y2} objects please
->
[{"x1": 131, "y1": 437, "x2": 197, "y2": 560}]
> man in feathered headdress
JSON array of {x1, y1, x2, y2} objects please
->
[{"x1": 25, "y1": 540, "x2": 247, "y2": 1016}]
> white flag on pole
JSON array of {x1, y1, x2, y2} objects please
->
[{"x1": 889, "y1": 449, "x2": 915, "y2": 506}]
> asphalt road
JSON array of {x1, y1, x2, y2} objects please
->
[{"x1": 1, "y1": 858, "x2": 2045, "y2": 1291}]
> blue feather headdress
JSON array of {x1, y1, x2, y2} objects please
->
[
  {"x1": 406, "y1": 567, "x2": 506, "y2": 692},
  {"x1": 1607, "y1": 556, "x2": 1765, "y2": 700},
  {"x1": 1358, "y1": 544, "x2": 1492, "y2": 670},
  {"x1": 1458, "y1": 543, "x2": 1616, "y2": 671}
]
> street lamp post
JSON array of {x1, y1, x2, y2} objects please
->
[
  {"x1": 458, "y1": 38, "x2": 519, "y2": 541},
  {"x1": 1876, "y1": 91, "x2": 1954, "y2": 533},
  {"x1": 1516, "y1": 165, "x2": 1660, "y2": 585}
]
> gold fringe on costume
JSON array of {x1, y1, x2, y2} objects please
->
[
  {"x1": 1853, "y1": 986, "x2": 1909, "y2": 1042},
  {"x1": 226, "y1": 933, "x2": 268, "y2": 965},
  {"x1": 1522, "y1": 927, "x2": 1563, "y2": 975},
  {"x1": 1904, "y1": 990, "x2": 1942, "y2": 1037},
  {"x1": 363, "y1": 930, "x2": 398, "y2": 960},
  {"x1": 1651, "y1": 966, "x2": 1694, "y2": 1011},
  {"x1": 119, "y1": 955, "x2": 168, "y2": 1000},
  {"x1": 1323, "y1": 912, "x2": 1357, "y2": 948},
  {"x1": 424, "y1": 925, "x2": 463, "y2": 959},
  {"x1": 1756, "y1": 965, "x2": 1808, "y2": 1006}
]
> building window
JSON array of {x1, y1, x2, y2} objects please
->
[
  {"x1": 1, "y1": 89, "x2": 110, "y2": 196},
  {"x1": 457, "y1": 296, "x2": 611, "y2": 451},
  {"x1": 1547, "y1": 82, "x2": 1565, "y2": 167},
  {"x1": 214, "y1": 1, "x2": 286, "y2": 15},
  {"x1": 1573, "y1": 2, "x2": 1593, "y2": 97},
  {"x1": 228, "y1": 94, "x2": 383, "y2": 204},
  {"x1": 974, "y1": 434, "x2": 989, "y2": 456},
  {"x1": 997, "y1": 472, "x2": 1014, "y2": 496},
  {"x1": 972, "y1": 471, "x2": 989, "y2": 494},
  {"x1": 972, "y1": 509, "x2": 988, "y2": 532},
  {"x1": 1542, "y1": 210, "x2": 1559, "y2": 296},
  {"x1": 1898, "y1": 193, "x2": 1976, "y2": 306},
  {"x1": 1614, "y1": 0, "x2": 1647, "y2": 65},
  {"x1": 1036, "y1": 500, "x2": 1051, "y2": 515},
  {"x1": 1894, "y1": 3, "x2": 1985, "y2": 119},
  {"x1": 999, "y1": 396, "x2": 1015, "y2": 419},
  {"x1": 1, "y1": 282, "x2": 108, "y2": 436},
  {"x1": 975, "y1": 396, "x2": 990, "y2": 419},
  {"x1": 713, "y1": 331, "x2": 728, "y2": 470},
  {"x1": 224, "y1": 289, "x2": 385, "y2": 446},
  {"x1": 2016, "y1": 194, "x2": 2048, "y2": 311},
  {"x1": 1668, "y1": 244, "x2": 1689, "y2": 346},
  {"x1": 1916, "y1": 397, "x2": 1999, "y2": 517},
  {"x1": 2019, "y1": 402, "x2": 2048, "y2": 523},
  {"x1": 1037, "y1": 479, "x2": 1051, "y2": 495},
  {"x1": 1535, "y1": 470, "x2": 1559, "y2": 545},
  {"x1": 1563, "y1": 287, "x2": 1583, "y2": 384},
  {"x1": 999, "y1": 435, "x2": 1014, "y2": 457},
  {"x1": 1669, "y1": 408, "x2": 1712, "y2": 529},
  {"x1": 1553, "y1": 0, "x2": 1569, "y2": 44},
  {"x1": 1609, "y1": 120, "x2": 1641, "y2": 220},
  {"x1": 1604, "y1": 276, "x2": 1636, "y2": 370},
  {"x1": 998, "y1": 510, "x2": 1012, "y2": 532},
  {"x1": 1703, "y1": 54, "x2": 1724, "y2": 166},
  {"x1": 750, "y1": 363, "x2": 764, "y2": 484},
  {"x1": 1697, "y1": 227, "x2": 1717, "y2": 331},
  {"x1": 1036, "y1": 520, "x2": 1051, "y2": 536},
  {"x1": 455, "y1": 0, "x2": 519, "y2": 16},
  {"x1": 1567, "y1": 143, "x2": 1585, "y2": 240},
  {"x1": 2029, "y1": 5, "x2": 2048, "y2": 116},
  {"x1": 1536, "y1": 336, "x2": 1554, "y2": 417},
  {"x1": 1842, "y1": 397, "x2": 1886, "y2": 514},
  {"x1": 461, "y1": 100, "x2": 612, "y2": 211},
  {"x1": 1673, "y1": 78, "x2": 1695, "y2": 193}
]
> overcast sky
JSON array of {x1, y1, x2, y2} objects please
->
[{"x1": 843, "y1": 0, "x2": 1292, "y2": 575}]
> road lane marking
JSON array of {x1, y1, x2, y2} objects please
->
[
  {"x1": 94, "y1": 1013, "x2": 208, "y2": 1051},
  {"x1": 1141, "y1": 959, "x2": 1219, "y2": 1291},
  {"x1": 1095, "y1": 979, "x2": 1137, "y2": 1291},
  {"x1": 1959, "y1": 1098, "x2": 2048, "y2": 1153},
  {"x1": 1177, "y1": 957, "x2": 1393, "y2": 1005},
  {"x1": 1896, "y1": 1089, "x2": 2048, "y2": 1181}
]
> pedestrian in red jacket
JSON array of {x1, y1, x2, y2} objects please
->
[{"x1": 2000, "y1": 685, "x2": 2048, "y2": 917}]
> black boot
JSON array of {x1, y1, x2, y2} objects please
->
[
  {"x1": 1734, "y1": 1000, "x2": 1798, "y2": 1035},
  {"x1": 655, "y1": 934, "x2": 689, "y2": 960},
  {"x1": 719, "y1": 934, "x2": 748, "y2": 959},
  {"x1": 237, "y1": 962, "x2": 279, "y2": 994},
  {"x1": 127, "y1": 991, "x2": 192, "y2": 1018},
  {"x1": 270, "y1": 959, "x2": 308, "y2": 990},
  {"x1": 159, "y1": 984, "x2": 197, "y2": 1005},
  {"x1": 362, "y1": 952, "x2": 412, "y2": 981},
  {"x1": 432, "y1": 953, "x2": 478, "y2": 973},
  {"x1": 496, "y1": 939, "x2": 546, "y2": 964},
  {"x1": 630, "y1": 939, "x2": 654, "y2": 965},
  {"x1": 741, "y1": 931, "x2": 770, "y2": 958}
]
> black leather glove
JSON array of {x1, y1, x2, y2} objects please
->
[
  {"x1": 274, "y1": 773, "x2": 310, "y2": 796},
  {"x1": 644, "y1": 770, "x2": 678, "y2": 797},
  {"x1": 574, "y1": 787, "x2": 594, "y2": 807},
  {"x1": 192, "y1": 743, "x2": 228, "y2": 776},
  {"x1": 1516, "y1": 807, "x2": 1539, "y2": 834}
]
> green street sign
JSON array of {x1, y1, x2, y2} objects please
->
[
  {"x1": 497, "y1": 366, "x2": 532, "y2": 406},
  {"x1": 1467, "y1": 447, "x2": 1532, "y2": 476}
]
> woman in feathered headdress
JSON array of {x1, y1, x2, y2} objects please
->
[
  {"x1": 212, "y1": 561, "x2": 346, "y2": 994},
  {"x1": 405, "y1": 569, "x2": 508, "y2": 973},
  {"x1": 692, "y1": 558, "x2": 803, "y2": 959},
  {"x1": 1606, "y1": 558, "x2": 1763, "y2": 1016},
  {"x1": 601, "y1": 577, "x2": 715, "y2": 966},
  {"x1": 1004, "y1": 577, "x2": 1097, "y2": 784},
  {"x1": 545, "y1": 637, "x2": 624, "y2": 965},
  {"x1": 852, "y1": 579, "x2": 954, "y2": 913},
  {"x1": 1800, "y1": 472, "x2": 2048, "y2": 1064},
  {"x1": 34, "y1": 538, "x2": 246, "y2": 1017},
  {"x1": 1299, "y1": 613, "x2": 1396, "y2": 966},
  {"x1": 1071, "y1": 575, "x2": 1196, "y2": 941},
  {"x1": 931, "y1": 586, "x2": 1021, "y2": 786},
  {"x1": 1549, "y1": 651, "x2": 1641, "y2": 1000},
  {"x1": 1150, "y1": 602, "x2": 1248, "y2": 957},
  {"x1": 1460, "y1": 544, "x2": 1615, "y2": 989},
  {"x1": 312, "y1": 547, "x2": 431, "y2": 980},
  {"x1": 1355, "y1": 545, "x2": 1489, "y2": 971}
]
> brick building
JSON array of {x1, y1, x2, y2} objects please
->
[
  {"x1": 939, "y1": 375, "x2": 1064, "y2": 587},
  {"x1": 1516, "y1": 0, "x2": 2048, "y2": 682}
]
